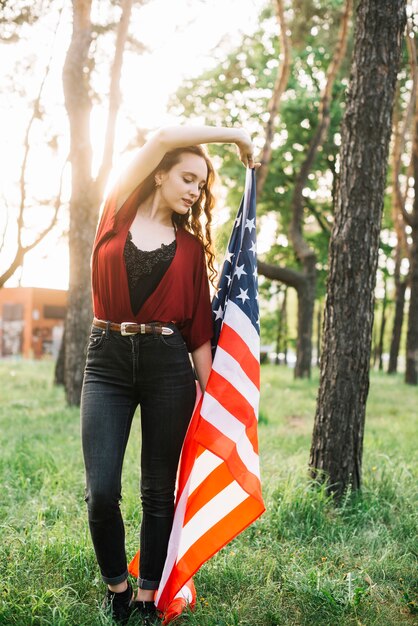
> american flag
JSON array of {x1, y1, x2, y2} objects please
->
[{"x1": 129, "y1": 168, "x2": 265, "y2": 623}]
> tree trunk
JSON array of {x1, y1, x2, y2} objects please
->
[
  {"x1": 294, "y1": 256, "x2": 316, "y2": 377},
  {"x1": 405, "y1": 90, "x2": 418, "y2": 385},
  {"x1": 316, "y1": 300, "x2": 321, "y2": 367},
  {"x1": 377, "y1": 277, "x2": 388, "y2": 371},
  {"x1": 387, "y1": 91, "x2": 411, "y2": 374},
  {"x1": 309, "y1": 0, "x2": 406, "y2": 498},
  {"x1": 62, "y1": 0, "x2": 133, "y2": 405},
  {"x1": 62, "y1": 0, "x2": 96, "y2": 405},
  {"x1": 274, "y1": 286, "x2": 288, "y2": 365},
  {"x1": 405, "y1": 230, "x2": 418, "y2": 384},
  {"x1": 54, "y1": 324, "x2": 66, "y2": 386},
  {"x1": 275, "y1": 288, "x2": 284, "y2": 365},
  {"x1": 283, "y1": 287, "x2": 288, "y2": 366},
  {"x1": 371, "y1": 319, "x2": 377, "y2": 369},
  {"x1": 388, "y1": 261, "x2": 407, "y2": 374},
  {"x1": 388, "y1": 114, "x2": 408, "y2": 374}
]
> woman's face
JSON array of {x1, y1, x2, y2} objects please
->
[{"x1": 158, "y1": 153, "x2": 208, "y2": 216}]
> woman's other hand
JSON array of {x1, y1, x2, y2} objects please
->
[{"x1": 235, "y1": 129, "x2": 261, "y2": 169}]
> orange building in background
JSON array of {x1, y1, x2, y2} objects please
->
[{"x1": 0, "y1": 287, "x2": 67, "y2": 359}]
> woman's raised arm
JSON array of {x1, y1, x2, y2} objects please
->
[{"x1": 115, "y1": 125, "x2": 257, "y2": 209}]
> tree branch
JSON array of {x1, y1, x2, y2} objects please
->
[
  {"x1": 0, "y1": 4, "x2": 65, "y2": 289},
  {"x1": 256, "y1": 0, "x2": 291, "y2": 201},
  {"x1": 393, "y1": 21, "x2": 416, "y2": 230},
  {"x1": 0, "y1": 157, "x2": 68, "y2": 289},
  {"x1": 307, "y1": 200, "x2": 332, "y2": 235},
  {"x1": 17, "y1": 2, "x2": 64, "y2": 248},
  {"x1": 0, "y1": 196, "x2": 9, "y2": 254},
  {"x1": 257, "y1": 258, "x2": 306, "y2": 290}
]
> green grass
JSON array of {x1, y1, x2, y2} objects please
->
[{"x1": 0, "y1": 361, "x2": 417, "y2": 625}]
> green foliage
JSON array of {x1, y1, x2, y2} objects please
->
[
  {"x1": 1, "y1": 361, "x2": 416, "y2": 625},
  {"x1": 171, "y1": 1, "x2": 414, "y2": 322},
  {"x1": 168, "y1": 3, "x2": 352, "y2": 316}
]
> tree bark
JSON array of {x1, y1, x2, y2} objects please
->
[
  {"x1": 62, "y1": 0, "x2": 133, "y2": 405},
  {"x1": 309, "y1": 0, "x2": 406, "y2": 498}
]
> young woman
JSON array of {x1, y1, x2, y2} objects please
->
[{"x1": 80, "y1": 125, "x2": 258, "y2": 624}]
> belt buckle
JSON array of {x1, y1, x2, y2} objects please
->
[{"x1": 120, "y1": 322, "x2": 138, "y2": 336}]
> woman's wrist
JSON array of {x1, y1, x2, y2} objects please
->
[{"x1": 233, "y1": 127, "x2": 249, "y2": 145}]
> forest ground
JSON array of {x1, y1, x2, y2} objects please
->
[{"x1": 0, "y1": 361, "x2": 416, "y2": 625}]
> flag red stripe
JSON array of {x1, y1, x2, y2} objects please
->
[
  {"x1": 175, "y1": 397, "x2": 203, "y2": 498},
  {"x1": 183, "y1": 461, "x2": 235, "y2": 526},
  {"x1": 205, "y1": 370, "x2": 256, "y2": 428},
  {"x1": 194, "y1": 419, "x2": 263, "y2": 500},
  {"x1": 218, "y1": 323, "x2": 260, "y2": 389}
]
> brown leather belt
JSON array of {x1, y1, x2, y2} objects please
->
[{"x1": 93, "y1": 317, "x2": 174, "y2": 336}]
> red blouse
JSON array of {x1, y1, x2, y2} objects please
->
[{"x1": 90, "y1": 182, "x2": 213, "y2": 352}]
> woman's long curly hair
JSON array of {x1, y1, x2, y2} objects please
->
[{"x1": 133, "y1": 145, "x2": 217, "y2": 288}]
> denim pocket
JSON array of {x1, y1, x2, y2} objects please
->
[
  {"x1": 159, "y1": 330, "x2": 187, "y2": 349},
  {"x1": 87, "y1": 327, "x2": 107, "y2": 351}
]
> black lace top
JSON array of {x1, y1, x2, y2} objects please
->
[{"x1": 123, "y1": 230, "x2": 176, "y2": 315}]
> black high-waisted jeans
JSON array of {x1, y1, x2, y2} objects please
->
[{"x1": 80, "y1": 321, "x2": 196, "y2": 589}]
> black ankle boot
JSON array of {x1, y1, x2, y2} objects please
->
[
  {"x1": 102, "y1": 580, "x2": 133, "y2": 624},
  {"x1": 130, "y1": 599, "x2": 158, "y2": 624}
]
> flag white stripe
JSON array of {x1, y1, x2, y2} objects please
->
[
  {"x1": 188, "y1": 449, "x2": 224, "y2": 496},
  {"x1": 174, "y1": 585, "x2": 193, "y2": 602},
  {"x1": 201, "y1": 392, "x2": 260, "y2": 477},
  {"x1": 244, "y1": 167, "x2": 253, "y2": 214},
  {"x1": 176, "y1": 481, "x2": 249, "y2": 562},
  {"x1": 156, "y1": 472, "x2": 192, "y2": 602},
  {"x1": 223, "y1": 301, "x2": 259, "y2": 359},
  {"x1": 212, "y1": 346, "x2": 259, "y2": 410}
]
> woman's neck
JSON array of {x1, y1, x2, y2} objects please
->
[{"x1": 137, "y1": 191, "x2": 173, "y2": 227}]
